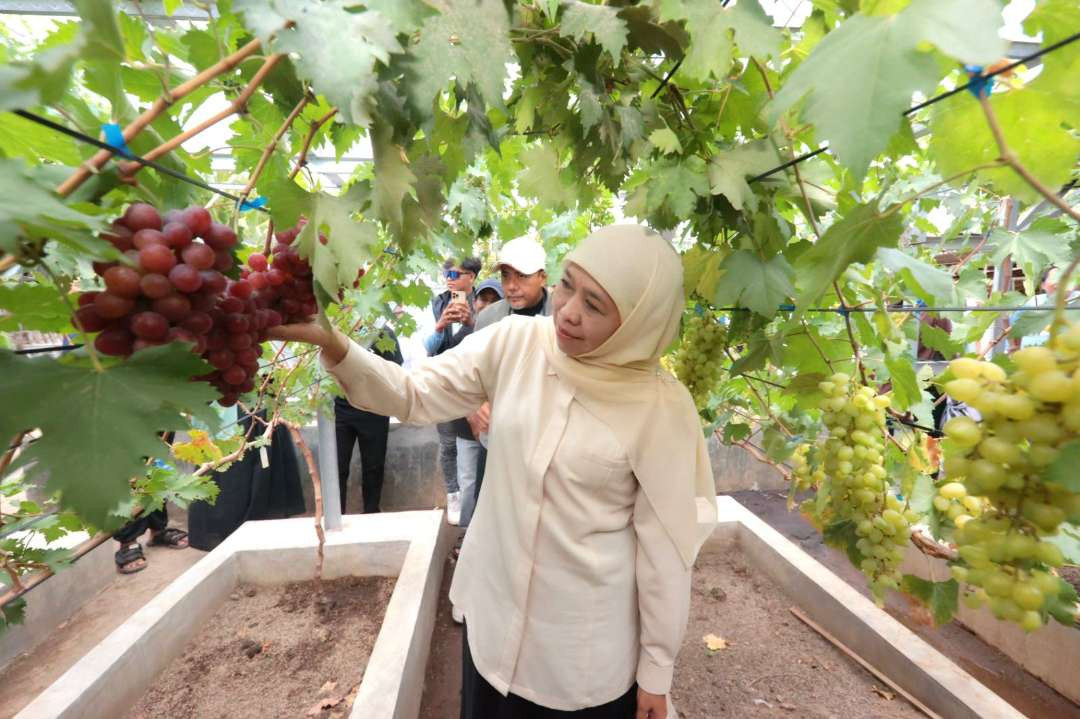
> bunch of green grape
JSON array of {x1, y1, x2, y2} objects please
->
[
  {"x1": 939, "y1": 321, "x2": 1080, "y2": 630},
  {"x1": 672, "y1": 312, "x2": 726, "y2": 409},
  {"x1": 798, "y1": 373, "x2": 915, "y2": 598},
  {"x1": 933, "y1": 481, "x2": 986, "y2": 529}
]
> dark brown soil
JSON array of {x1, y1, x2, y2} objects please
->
[
  {"x1": 127, "y1": 575, "x2": 395, "y2": 719},
  {"x1": 671, "y1": 549, "x2": 923, "y2": 718},
  {"x1": 419, "y1": 530, "x2": 464, "y2": 719}
]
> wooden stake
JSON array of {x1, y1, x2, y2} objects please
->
[{"x1": 788, "y1": 606, "x2": 941, "y2": 719}]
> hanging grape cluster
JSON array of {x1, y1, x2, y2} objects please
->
[
  {"x1": 72, "y1": 204, "x2": 319, "y2": 405},
  {"x1": 796, "y1": 373, "x2": 915, "y2": 599},
  {"x1": 671, "y1": 311, "x2": 726, "y2": 409},
  {"x1": 939, "y1": 322, "x2": 1080, "y2": 631}
]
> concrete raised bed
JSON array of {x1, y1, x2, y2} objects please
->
[
  {"x1": 712, "y1": 496, "x2": 1023, "y2": 719},
  {"x1": 900, "y1": 543, "x2": 1080, "y2": 706},
  {"x1": 16, "y1": 509, "x2": 450, "y2": 719}
]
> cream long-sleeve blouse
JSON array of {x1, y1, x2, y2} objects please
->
[{"x1": 325, "y1": 315, "x2": 691, "y2": 710}]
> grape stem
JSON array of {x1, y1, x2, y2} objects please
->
[
  {"x1": 120, "y1": 54, "x2": 285, "y2": 180},
  {"x1": 57, "y1": 37, "x2": 268, "y2": 197},
  {"x1": 723, "y1": 347, "x2": 794, "y2": 437},
  {"x1": 979, "y1": 97, "x2": 1080, "y2": 225},
  {"x1": 236, "y1": 92, "x2": 312, "y2": 219},
  {"x1": 286, "y1": 423, "x2": 325, "y2": 583},
  {"x1": 290, "y1": 108, "x2": 339, "y2": 181}
]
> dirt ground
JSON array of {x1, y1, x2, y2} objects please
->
[
  {"x1": 729, "y1": 489, "x2": 1080, "y2": 719},
  {"x1": 671, "y1": 548, "x2": 922, "y2": 718},
  {"x1": 418, "y1": 530, "x2": 464, "y2": 719},
  {"x1": 126, "y1": 576, "x2": 394, "y2": 719}
]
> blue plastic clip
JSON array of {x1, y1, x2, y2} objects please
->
[
  {"x1": 836, "y1": 306, "x2": 850, "y2": 318},
  {"x1": 778, "y1": 303, "x2": 795, "y2": 312},
  {"x1": 101, "y1": 123, "x2": 133, "y2": 158},
  {"x1": 238, "y1": 196, "x2": 267, "y2": 212},
  {"x1": 964, "y1": 65, "x2": 994, "y2": 99}
]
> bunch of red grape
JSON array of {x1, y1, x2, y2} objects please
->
[{"x1": 72, "y1": 203, "x2": 316, "y2": 406}]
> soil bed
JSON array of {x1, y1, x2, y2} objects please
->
[
  {"x1": 671, "y1": 548, "x2": 923, "y2": 718},
  {"x1": 127, "y1": 575, "x2": 395, "y2": 719}
]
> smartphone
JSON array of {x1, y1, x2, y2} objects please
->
[{"x1": 451, "y1": 290, "x2": 468, "y2": 306}]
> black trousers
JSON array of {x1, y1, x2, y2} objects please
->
[
  {"x1": 461, "y1": 624, "x2": 637, "y2": 719},
  {"x1": 113, "y1": 508, "x2": 167, "y2": 544},
  {"x1": 335, "y1": 409, "x2": 390, "y2": 513}
]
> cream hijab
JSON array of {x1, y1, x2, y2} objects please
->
[{"x1": 539, "y1": 225, "x2": 718, "y2": 568}]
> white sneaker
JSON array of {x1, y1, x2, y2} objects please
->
[
  {"x1": 452, "y1": 605, "x2": 464, "y2": 624},
  {"x1": 447, "y1": 491, "x2": 461, "y2": 526}
]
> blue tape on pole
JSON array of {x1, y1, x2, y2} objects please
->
[
  {"x1": 778, "y1": 303, "x2": 795, "y2": 312},
  {"x1": 101, "y1": 123, "x2": 133, "y2": 158},
  {"x1": 238, "y1": 196, "x2": 267, "y2": 211},
  {"x1": 964, "y1": 65, "x2": 994, "y2": 99}
]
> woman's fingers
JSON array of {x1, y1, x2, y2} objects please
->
[{"x1": 266, "y1": 323, "x2": 332, "y2": 347}]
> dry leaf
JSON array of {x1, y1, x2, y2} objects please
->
[
  {"x1": 703, "y1": 633, "x2": 730, "y2": 652},
  {"x1": 872, "y1": 686, "x2": 895, "y2": 701},
  {"x1": 306, "y1": 696, "x2": 343, "y2": 716},
  {"x1": 752, "y1": 698, "x2": 773, "y2": 708},
  {"x1": 319, "y1": 681, "x2": 338, "y2": 696}
]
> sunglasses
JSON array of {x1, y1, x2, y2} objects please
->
[{"x1": 445, "y1": 270, "x2": 473, "y2": 280}]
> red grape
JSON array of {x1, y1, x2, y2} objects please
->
[
  {"x1": 181, "y1": 242, "x2": 215, "y2": 271},
  {"x1": 228, "y1": 280, "x2": 252, "y2": 299},
  {"x1": 95, "y1": 292, "x2": 135, "y2": 319},
  {"x1": 77, "y1": 292, "x2": 99, "y2": 307},
  {"x1": 199, "y1": 270, "x2": 227, "y2": 294},
  {"x1": 224, "y1": 313, "x2": 250, "y2": 334},
  {"x1": 228, "y1": 332, "x2": 253, "y2": 351},
  {"x1": 167, "y1": 327, "x2": 198, "y2": 346},
  {"x1": 208, "y1": 349, "x2": 234, "y2": 370},
  {"x1": 120, "y1": 203, "x2": 162, "y2": 232},
  {"x1": 169, "y1": 264, "x2": 203, "y2": 293},
  {"x1": 220, "y1": 296, "x2": 244, "y2": 314},
  {"x1": 102, "y1": 224, "x2": 134, "y2": 252},
  {"x1": 263, "y1": 309, "x2": 283, "y2": 328},
  {"x1": 213, "y1": 250, "x2": 233, "y2": 272},
  {"x1": 234, "y1": 348, "x2": 258, "y2": 366},
  {"x1": 266, "y1": 269, "x2": 287, "y2": 286},
  {"x1": 73, "y1": 306, "x2": 107, "y2": 332},
  {"x1": 205, "y1": 329, "x2": 228, "y2": 352},
  {"x1": 162, "y1": 222, "x2": 193, "y2": 249},
  {"x1": 163, "y1": 209, "x2": 183, "y2": 225},
  {"x1": 204, "y1": 223, "x2": 237, "y2": 250},
  {"x1": 139, "y1": 244, "x2": 177, "y2": 274},
  {"x1": 130, "y1": 311, "x2": 168, "y2": 340},
  {"x1": 223, "y1": 365, "x2": 247, "y2": 385},
  {"x1": 180, "y1": 206, "x2": 212, "y2": 237},
  {"x1": 247, "y1": 253, "x2": 268, "y2": 272},
  {"x1": 219, "y1": 393, "x2": 239, "y2": 407},
  {"x1": 181, "y1": 312, "x2": 213, "y2": 335},
  {"x1": 248, "y1": 271, "x2": 268, "y2": 290},
  {"x1": 95, "y1": 329, "x2": 135, "y2": 356},
  {"x1": 92, "y1": 260, "x2": 117, "y2": 277},
  {"x1": 101, "y1": 266, "x2": 140, "y2": 298},
  {"x1": 132, "y1": 338, "x2": 166, "y2": 353},
  {"x1": 139, "y1": 273, "x2": 173, "y2": 299},
  {"x1": 132, "y1": 229, "x2": 167, "y2": 250},
  {"x1": 152, "y1": 294, "x2": 191, "y2": 322}
]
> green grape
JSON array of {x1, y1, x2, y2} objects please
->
[
  {"x1": 937, "y1": 319, "x2": 1079, "y2": 632},
  {"x1": 671, "y1": 312, "x2": 727, "y2": 411}
]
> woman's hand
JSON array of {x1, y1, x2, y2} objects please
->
[
  {"x1": 266, "y1": 323, "x2": 349, "y2": 366},
  {"x1": 636, "y1": 688, "x2": 667, "y2": 719}
]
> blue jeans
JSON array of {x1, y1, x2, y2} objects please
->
[
  {"x1": 456, "y1": 437, "x2": 482, "y2": 527},
  {"x1": 437, "y1": 422, "x2": 459, "y2": 494}
]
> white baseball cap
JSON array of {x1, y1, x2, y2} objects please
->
[{"x1": 497, "y1": 236, "x2": 546, "y2": 275}]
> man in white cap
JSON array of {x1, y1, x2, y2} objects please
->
[{"x1": 474, "y1": 235, "x2": 553, "y2": 331}]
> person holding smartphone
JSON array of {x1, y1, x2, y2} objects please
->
[{"x1": 425, "y1": 257, "x2": 481, "y2": 523}]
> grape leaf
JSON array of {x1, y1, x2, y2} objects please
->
[
  {"x1": 884, "y1": 354, "x2": 920, "y2": 410},
  {"x1": 919, "y1": 324, "x2": 963, "y2": 359},
  {"x1": 794, "y1": 204, "x2": 903, "y2": 308},
  {"x1": 876, "y1": 248, "x2": 955, "y2": 304},
  {"x1": 648, "y1": 128, "x2": 682, "y2": 155},
  {"x1": 0, "y1": 42, "x2": 82, "y2": 113},
  {"x1": 710, "y1": 250, "x2": 795, "y2": 317},
  {"x1": 0, "y1": 159, "x2": 106, "y2": 256},
  {"x1": 707, "y1": 140, "x2": 781, "y2": 211},
  {"x1": 1046, "y1": 574, "x2": 1080, "y2": 626},
  {"x1": 558, "y1": 1, "x2": 629, "y2": 63},
  {"x1": 402, "y1": 0, "x2": 512, "y2": 115},
  {"x1": 1, "y1": 597, "x2": 27, "y2": 631},
  {"x1": 235, "y1": 0, "x2": 400, "y2": 126},
  {"x1": 518, "y1": 143, "x2": 577, "y2": 210},
  {"x1": 659, "y1": 0, "x2": 780, "y2": 80},
  {"x1": 0, "y1": 284, "x2": 74, "y2": 333},
  {"x1": 1043, "y1": 523, "x2": 1080, "y2": 567},
  {"x1": 900, "y1": 575, "x2": 958, "y2": 626},
  {"x1": 823, "y1": 519, "x2": 866, "y2": 566},
  {"x1": 371, "y1": 120, "x2": 417, "y2": 242},
  {"x1": 363, "y1": 0, "x2": 437, "y2": 35},
  {"x1": 645, "y1": 157, "x2": 709, "y2": 218},
  {"x1": 900, "y1": 0, "x2": 1008, "y2": 65},
  {"x1": 906, "y1": 473, "x2": 943, "y2": 539},
  {"x1": 770, "y1": 13, "x2": 937, "y2": 180},
  {"x1": 290, "y1": 184, "x2": 381, "y2": 301},
  {"x1": 0, "y1": 346, "x2": 220, "y2": 527},
  {"x1": 1044, "y1": 441, "x2": 1080, "y2": 493},
  {"x1": 989, "y1": 221, "x2": 1075, "y2": 291}
]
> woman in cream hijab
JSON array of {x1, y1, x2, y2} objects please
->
[{"x1": 270, "y1": 225, "x2": 717, "y2": 719}]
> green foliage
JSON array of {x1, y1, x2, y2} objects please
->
[
  {"x1": 0, "y1": 346, "x2": 220, "y2": 527},
  {"x1": 900, "y1": 575, "x2": 959, "y2": 625}
]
